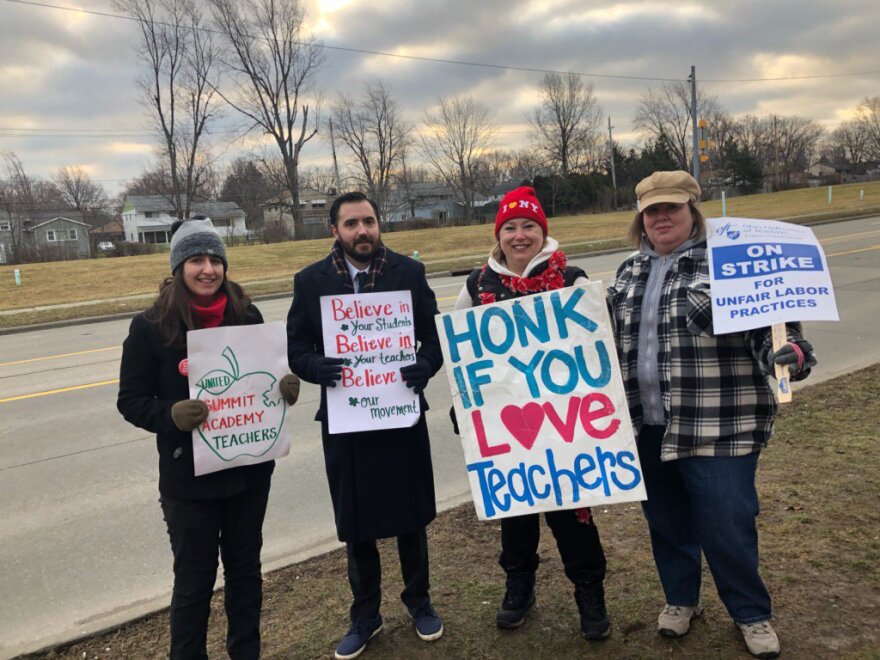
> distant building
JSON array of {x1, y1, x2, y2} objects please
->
[
  {"x1": 121, "y1": 196, "x2": 248, "y2": 244},
  {"x1": 261, "y1": 187, "x2": 337, "y2": 239},
  {"x1": 0, "y1": 210, "x2": 91, "y2": 263}
]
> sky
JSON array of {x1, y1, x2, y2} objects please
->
[{"x1": 1, "y1": 0, "x2": 879, "y2": 196}]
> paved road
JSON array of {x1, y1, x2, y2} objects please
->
[{"x1": 1, "y1": 216, "x2": 879, "y2": 657}]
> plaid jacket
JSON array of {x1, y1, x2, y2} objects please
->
[{"x1": 607, "y1": 240, "x2": 806, "y2": 461}]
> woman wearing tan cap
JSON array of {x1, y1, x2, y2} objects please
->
[{"x1": 607, "y1": 171, "x2": 816, "y2": 659}]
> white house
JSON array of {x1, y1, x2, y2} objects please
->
[{"x1": 121, "y1": 196, "x2": 248, "y2": 244}]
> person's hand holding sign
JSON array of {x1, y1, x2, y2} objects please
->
[
  {"x1": 171, "y1": 399, "x2": 209, "y2": 431},
  {"x1": 400, "y1": 358, "x2": 432, "y2": 394},
  {"x1": 279, "y1": 373, "x2": 301, "y2": 404},
  {"x1": 314, "y1": 356, "x2": 345, "y2": 387},
  {"x1": 768, "y1": 338, "x2": 817, "y2": 379}
]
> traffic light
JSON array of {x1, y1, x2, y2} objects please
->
[{"x1": 698, "y1": 119, "x2": 709, "y2": 163}]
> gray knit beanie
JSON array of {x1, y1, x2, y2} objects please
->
[{"x1": 169, "y1": 216, "x2": 228, "y2": 273}]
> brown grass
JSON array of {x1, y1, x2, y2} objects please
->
[
  {"x1": 29, "y1": 363, "x2": 880, "y2": 660},
  {"x1": 2, "y1": 180, "x2": 880, "y2": 328}
]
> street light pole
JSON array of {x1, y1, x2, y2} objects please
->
[{"x1": 689, "y1": 65, "x2": 700, "y2": 181}]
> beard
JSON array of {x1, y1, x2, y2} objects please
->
[{"x1": 340, "y1": 235, "x2": 380, "y2": 264}]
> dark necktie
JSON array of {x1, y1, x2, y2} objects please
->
[{"x1": 355, "y1": 271, "x2": 368, "y2": 292}]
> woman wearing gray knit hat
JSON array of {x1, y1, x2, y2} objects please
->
[{"x1": 117, "y1": 216, "x2": 300, "y2": 659}]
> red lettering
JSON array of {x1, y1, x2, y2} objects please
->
[
  {"x1": 331, "y1": 298, "x2": 395, "y2": 321},
  {"x1": 542, "y1": 397, "x2": 580, "y2": 443},
  {"x1": 579, "y1": 393, "x2": 620, "y2": 439},
  {"x1": 472, "y1": 409, "x2": 510, "y2": 457}
]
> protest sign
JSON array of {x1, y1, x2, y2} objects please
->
[
  {"x1": 436, "y1": 281, "x2": 646, "y2": 521},
  {"x1": 187, "y1": 322, "x2": 291, "y2": 476},
  {"x1": 706, "y1": 217, "x2": 839, "y2": 335},
  {"x1": 320, "y1": 290, "x2": 419, "y2": 434}
]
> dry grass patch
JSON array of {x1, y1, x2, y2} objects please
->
[{"x1": 30, "y1": 364, "x2": 880, "y2": 660}]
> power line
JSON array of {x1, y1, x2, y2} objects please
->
[{"x1": 6, "y1": 0, "x2": 880, "y2": 84}]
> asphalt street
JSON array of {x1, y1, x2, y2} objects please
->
[{"x1": 1, "y1": 216, "x2": 878, "y2": 657}]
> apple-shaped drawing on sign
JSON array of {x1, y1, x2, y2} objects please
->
[{"x1": 194, "y1": 346, "x2": 286, "y2": 462}]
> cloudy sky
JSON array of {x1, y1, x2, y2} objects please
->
[{"x1": 2, "y1": 0, "x2": 879, "y2": 196}]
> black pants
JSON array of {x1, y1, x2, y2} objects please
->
[
  {"x1": 160, "y1": 479, "x2": 271, "y2": 660},
  {"x1": 499, "y1": 510, "x2": 606, "y2": 585},
  {"x1": 346, "y1": 527, "x2": 430, "y2": 621}
]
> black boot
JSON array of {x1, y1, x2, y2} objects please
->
[
  {"x1": 496, "y1": 570, "x2": 535, "y2": 629},
  {"x1": 575, "y1": 581, "x2": 610, "y2": 640}
]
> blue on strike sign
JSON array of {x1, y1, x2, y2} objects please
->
[{"x1": 706, "y1": 217, "x2": 839, "y2": 334}]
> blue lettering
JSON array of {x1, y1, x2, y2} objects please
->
[
  {"x1": 465, "y1": 360, "x2": 494, "y2": 407},
  {"x1": 488, "y1": 467, "x2": 511, "y2": 513},
  {"x1": 467, "y1": 460, "x2": 497, "y2": 517},
  {"x1": 443, "y1": 311, "x2": 481, "y2": 363},
  {"x1": 540, "y1": 349, "x2": 579, "y2": 395},
  {"x1": 507, "y1": 463, "x2": 535, "y2": 505},
  {"x1": 527, "y1": 464, "x2": 550, "y2": 499},
  {"x1": 508, "y1": 350, "x2": 544, "y2": 398},
  {"x1": 480, "y1": 308, "x2": 515, "y2": 354},
  {"x1": 612, "y1": 451, "x2": 642, "y2": 491},
  {"x1": 574, "y1": 341, "x2": 612, "y2": 388},
  {"x1": 512, "y1": 297, "x2": 550, "y2": 347},
  {"x1": 573, "y1": 453, "x2": 603, "y2": 490},
  {"x1": 550, "y1": 288, "x2": 598, "y2": 339},
  {"x1": 452, "y1": 365, "x2": 471, "y2": 409},
  {"x1": 546, "y1": 448, "x2": 580, "y2": 506}
]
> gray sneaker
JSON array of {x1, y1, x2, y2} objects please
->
[
  {"x1": 738, "y1": 620, "x2": 780, "y2": 659},
  {"x1": 657, "y1": 603, "x2": 702, "y2": 638}
]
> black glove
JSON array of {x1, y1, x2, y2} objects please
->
[
  {"x1": 171, "y1": 399, "x2": 209, "y2": 432},
  {"x1": 768, "y1": 339, "x2": 817, "y2": 378},
  {"x1": 400, "y1": 358, "x2": 432, "y2": 394},
  {"x1": 314, "y1": 356, "x2": 345, "y2": 387},
  {"x1": 279, "y1": 373, "x2": 301, "y2": 404},
  {"x1": 449, "y1": 405, "x2": 459, "y2": 435}
]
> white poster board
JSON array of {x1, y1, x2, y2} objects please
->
[
  {"x1": 320, "y1": 290, "x2": 419, "y2": 434},
  {"x1": 187, "y1": 322, "x2": 291, "y2": 476},
  {"x1": 706, "y1": 217, "x2": 839, "y2": 334},
  {"x1": 436, "y1": 281, "x2": 646, "y2": 521}
]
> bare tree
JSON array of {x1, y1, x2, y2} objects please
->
[
  {"x1": 822, "y1": 120, "x2": 869, "y2": 167},
  {"x1": 1, "y1": 153, "x2": 67, "y2": 259},
  {"x1": 208, "y1": 0, "x2": 324, "y2": 240},
  {"x1": 633, "y1": 81, "x2": 724, "y2": 171},
  {"x1": 419, "y1": 96, "x2": 497, "y2": 223},
  {"x1": 299, "y1": 165, "x2": 339, "y2": 195},
  {"x1": 770, "y1": 115, "x2": 824, "y2": 187},
  {"x1": 331, "y1": 81, "x2": 410, "y2": 220},
  {"x1": 55, "y1": 166, "x2": 110, "y2": 225},
  {"x1": 115, "y1": 0, "x2": 219, "y2": 219},
  {"x1": 528, "y1": 73, "x2": 603, "y2": 175},
  {"x1": 856, "y1": 96, "x2": 880, "y2": 160}
]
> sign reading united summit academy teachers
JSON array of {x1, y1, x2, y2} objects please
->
[
  {"x1": 707, "y1": 217, "x2": 839, "y2": 334},
  {"x1": 436, "y1": 281, "x2": 646, "y2": 521},
  {"x1": 187, "y1": 322, "x2": 291, "y2": 476}
]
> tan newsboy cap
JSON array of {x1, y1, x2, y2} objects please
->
[{"x1": 636, "y1": 170, "x2": 701, "y2": 209}]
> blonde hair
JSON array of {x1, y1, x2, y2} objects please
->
[{"x1": 628, "y1": 200, "x2": 706, "y2": 248}]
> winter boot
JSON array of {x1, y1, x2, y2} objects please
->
[
  {"x1": 496, "y1": 569, "x2": 536, "y2": 629},
  {"x1": 575, "y1": 581, "x2": 610, "y2": 640}
]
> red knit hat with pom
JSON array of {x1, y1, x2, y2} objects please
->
[{"x1": 495, "y1": 186, "x2": 548, "y2": 237}]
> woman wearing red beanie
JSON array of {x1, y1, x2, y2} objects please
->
[{"x1": 452, "y1": 186, "x2": 610, "y2": 641}]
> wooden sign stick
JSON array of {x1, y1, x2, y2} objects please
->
[{"x1": 771, "y1": 323, "x2": 793, "y2": 403}]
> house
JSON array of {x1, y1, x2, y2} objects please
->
[
  {"x1": 0, "y1": 210, "x2": 92, "y2": 262},
  {"x1": 385, "y1": 182, "x2": 495, "y2": 223},
  {"x1": 121, "y1": 196, "x2": 248, "y2": 244},
  {"x1": 262, "y1": 187, "x2": 337, "y2": 239}
]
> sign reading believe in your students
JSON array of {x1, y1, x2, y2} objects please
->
[
  {"x1": 188, "y1": 322, "x2": 291, "y2": 476},
  {"x1": 706, "y1": 217, "x2": 839, "y2": 334},
  {"x1": 436, "y1": 282, "x2": 646, "y2": 521},
  {"x1": 320, "y1": 290, "x2": 419, "y2": 434}
]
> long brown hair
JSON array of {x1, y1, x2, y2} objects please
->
[{"x1": 152, "y1": 268, "x2": 250, "y2": 348}]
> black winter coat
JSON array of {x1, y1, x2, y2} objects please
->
[
  {"x1": 286, "y1": 248, "x2": 443, "y2": 542},
  {"x1": 117, "y1": 303, "x2": 273, "y2": 499}
]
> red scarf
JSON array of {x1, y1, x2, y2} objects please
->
[
  {"x1": 479, "y1": 251, "x2": 567, "y2": 305},
  {"x1": 191, "y1": 291, "x2": 227, "y2": 328}
]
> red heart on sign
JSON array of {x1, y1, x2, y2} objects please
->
[{"x1": 500, "y1": 402, "x2": 545, "y2": 450}]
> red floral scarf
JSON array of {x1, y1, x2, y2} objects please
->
[{"x1": 478, "y1": 250, "x2": 567, "y2": 305}]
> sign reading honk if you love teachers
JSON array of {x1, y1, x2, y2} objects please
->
[
  {"x1": 436, "y1": 282, "x2": 646, "y2": 520},
  {"x1": 320, "y1": 290, "x2": 419, "y2": 434}
]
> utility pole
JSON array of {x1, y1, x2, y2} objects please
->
[
  {"x1": 689, "y1": 65, "x2": 700, "y2": 181},
  {"x1": 607, "y1": 115, "x2": 618, "y2": 211},
  {"x1": 772, "y1": 114, "x2": 779, "y2": 192},
  {"x1": 329, "y1": 117, "x2": 342, "y2": 195}
]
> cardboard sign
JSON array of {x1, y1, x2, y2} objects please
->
[
  {"x1": 707, "y1": 217, "x2": 839, "y2": 334},
  {"x1": 436, "y1": 282, "x2": 646, "y2": 520},
  {"x1": 320, "y1": 290, "x2": 419, "y2": 434},
  {"x1": 187, "y1": 322, "x2": 291, "y2": 476}
]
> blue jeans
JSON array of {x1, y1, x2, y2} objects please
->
[{"x1": 637, "y1": 426, "x2": 771, "y2": 624}]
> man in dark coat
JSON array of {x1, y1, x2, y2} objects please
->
[{"x1": 286, "y1": 191, "x2": 444, "y2": 659}]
